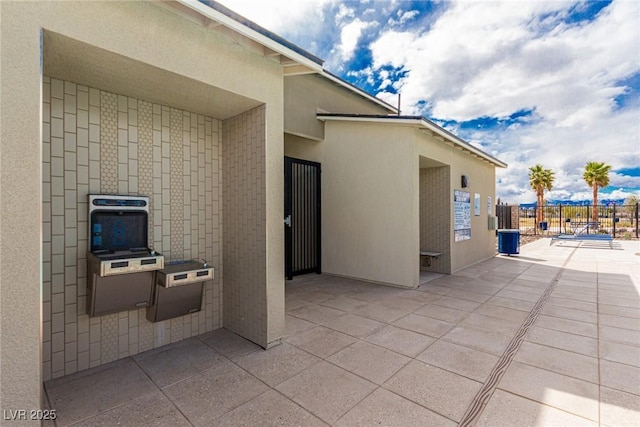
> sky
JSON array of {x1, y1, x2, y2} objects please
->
[{"x1": 218, "y1": 0, "x2": 640, "y2": 204}]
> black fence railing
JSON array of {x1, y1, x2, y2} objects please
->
[{"x1": 496, "y1": 203, "x2": 639, "y2": 238}]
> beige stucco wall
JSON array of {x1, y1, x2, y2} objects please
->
[
  {"x1": 284, "y1": 133, "x2": 324, "y2": 163},
  {"x1": 287, "y1": 122, "x2": 420, "y2": 287},
  {"x1": 449, "y1": 159, "x2": 497, "y2": 272},
  {"x1": 285, "y1": 120, "x2": 498, "y2": 285},
  {"x1": 414, "y1": 132, "x2": 497, "y2": 273},
  {"x1": 284, "y1": 74, "x2": 393, "y2": 140},
  {"x1": 1, "y1": 0, "x2": 285, "y2": 413}
]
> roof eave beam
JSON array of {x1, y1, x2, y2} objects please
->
[{"x1": 284, "y1": 64, "x2": 319, "y2": 76}]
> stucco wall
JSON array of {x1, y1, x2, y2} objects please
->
[
  {"x1": 415, "y1": 132, "x2": 497, "y2": 273},
  {"x1": 41, "y1": 78, "x2": 222, "y2": 381},
  {"x1": 1, "y1": 0, "x2": 285, "y2": 413},
  {"x1": 285, "y1": 121, "x2": 498, "y2": 286},
  {"x1": 284, "y1": 74, "x2": 393, "y2": 140},
  {"x1": 448, "y1": 159, "x2": 496, "y2": 272},
  {"x1": 301, "y1": 122, "x2": 419, "y2": 288}
]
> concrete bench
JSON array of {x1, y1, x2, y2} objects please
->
[{"x1": 420, "y1": 251, "x2": 442, "y2": 267}]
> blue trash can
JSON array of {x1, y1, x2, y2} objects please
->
[{"x1": 498, "y1": 229, "x2": 520, "y2": 255}]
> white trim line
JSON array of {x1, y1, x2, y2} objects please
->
[{"x1": 318, "y1": 115, "x2": 420, "y2": 126}]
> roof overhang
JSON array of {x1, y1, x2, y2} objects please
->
[
  {"x1": 317, "y1": 114, "x2": 508, "y2": 168},
  {"x1": 161, "y1": 0, "x2": 324, "y2": 75},
  {"x1": 164, "y1": 2, "x2": 396, "y2": 111}
]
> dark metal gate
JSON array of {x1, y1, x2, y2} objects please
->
[
  {"x1": 496, "y1": 204, "x2": 514, "y2": 229},
  {"x1": 496, "y1": 203, "x2": 639, "y2": 238},
  {"x1": 284, "y1": 156, "x2": 321, "y2": 280}
]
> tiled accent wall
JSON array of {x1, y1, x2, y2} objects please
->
[
  {"x1": 222, "y1": 106, "x2": 268, "y2": 347},
  {"x1": 419, "y1": 166, "x2": 451, "y2": 273},
  {"x1": 42, "y1": 77, "x2": 222, "y2": 380}
]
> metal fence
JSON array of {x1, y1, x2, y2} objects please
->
[{"x1": 496, "y1": 203, "x2": 639, "y2": 238}]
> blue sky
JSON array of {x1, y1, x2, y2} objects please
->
[{"x1": 220, "y1": 0, "x2": 640, "y2": 204}]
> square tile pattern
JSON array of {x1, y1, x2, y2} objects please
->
[
  {"x1": 42, "y1": 77, "x2": 222, "y2": 380},
  {"x1": 45, "y1": 239, "x2": 640, "y2": 426}
]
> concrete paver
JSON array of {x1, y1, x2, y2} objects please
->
[
  {"x1": 476, "y1": 389, "x2": 598, "y2": 427},
  {"x1": 44, "y1": 238, "x2": 640, "y2": 426},
  {"x1": 162, "y1": 361, "x2": 269, "y2": 425},
  {"x1": 209, "y1": 390, "x2": 327, "y2": 427},
  {"x1": 335, "y1": 388, "x2": 455, "y2": 427},
  {"x1": 275, "y1": 361, "x2": 376, "y2": 424},
  {"x1": 384, "y1": 360, "x2": 482, "y2": 421},
  {"x1": 416, "y1": 340, "x2": 499, "y2": 383}
]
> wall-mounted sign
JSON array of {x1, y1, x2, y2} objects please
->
[
  {"x1": 454, "y1": 190, "x2": 471, "y2": 242},
  {"x1": 474, "y1": 193, "x2": 480, "y2": 216}
]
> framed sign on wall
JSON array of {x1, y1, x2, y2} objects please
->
[{"x1": 454, "y1": 190, "x2": 471, "y2": 242}]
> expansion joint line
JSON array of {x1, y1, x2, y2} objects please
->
[{"x1": 458, "y1": 247, "x2": 579, "y2": 427}]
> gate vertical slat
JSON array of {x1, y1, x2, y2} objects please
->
[
  {"x1": 297, "y1": 163, "x2": 302, "y2": 271},
  {"x1": 302, "y1": 166, "x2": 311, "y2": 269},
  {"x1": 636, "y1": 203, "x2": 640, "y2": 239},
  {"x1": 294, "y1": 163, "x2": 298, "y2": 271},
  {"x1": 293, "y1": 163, "x2": 298, "y2": 271},
  {"x1": 285, "y1": 158, "x2": 292, "y2": 280}
]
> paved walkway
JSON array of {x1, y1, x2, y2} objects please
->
[{"x1": 44, "y1": 238, "x2": 640, "y2": 426}]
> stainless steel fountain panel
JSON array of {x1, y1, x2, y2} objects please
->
[
  {"x1": 87, "y1": 194, "x2": 164, "y2": 278},
  {"x1": 147, "y1": 260, "x2": 214, "y2": 322},
  {"x1": 87, "y1": 264, "x2": 155, "y2": 317},
  {"x1": 87, "y1": 251, "x2": 164, "y2": 277},
  {"x1": 86, "y1": 194, "x2": 164, "y2": 316},
  {"x1": 156, "y1": 260, "x2": 214, "y2": 288}
]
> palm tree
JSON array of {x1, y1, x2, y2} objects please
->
[
  {"x1": 528, "y1": 165, "x2": 555, "y2": 225},
  {"x1": 583, "y1": 161, "x2": 611, "y2": 225}
]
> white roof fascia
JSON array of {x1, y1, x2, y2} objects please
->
[
  {"x1": 176, "y1": 0, "x2": 324, "y2": 73},
  {"x1": 418, "y1": 118, "x2": 507, "y2": 168},
  {"x1": 317, "y1": 114, "x2": 507, "y2": 168},
  {"x1": 317, "y1": 115, "x2": 420, "y2": 126}
]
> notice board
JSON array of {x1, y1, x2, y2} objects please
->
[{"x1": 454, "y1": 190, "x2": 471, "y2": 242}]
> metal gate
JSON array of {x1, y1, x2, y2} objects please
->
[
  {"x1": 496, "y1": 204, "x2": 515, "y2": 229},
  {"x1": 284, "y1": 156, "x2": 321, "y2": 280}
]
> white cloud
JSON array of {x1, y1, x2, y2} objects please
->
[
  {"x1": 335, "y1": 3, "x2": 355, "y2": 22},
  {"x1": 610, "y1": 172, "x2": 640, "y2": 189},
  {"x1": 489, "y1": 105, "x2": 640, "y2": 203},
  {"x1": 217, "y1": 0, "x2": 334, "y2": 35},
  {"x1": 346, "y1": 67, "x2": 375, "y2": 86},
  {"x1": 604, "y1": 188, "x2": 640, "y2": 200},
  {"x1": 372, "y1": 1, "x2": 639, "y2": 122},
  {"x1": 336, "y1": 18, "x2": 374, "y2": 61},
  {"x1": 369, "y1": 0, "x2": 640, "y2": 203},
  {"x1": 388, "y1": 9, "x2": 420, "y2": 26},
  {"x1": 216, "y1": 0, "x2": 639, "y2": 203}
]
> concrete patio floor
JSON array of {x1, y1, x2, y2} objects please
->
[{"x1": 44, "y1": 238, "x2": 640, "y2": 426}]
